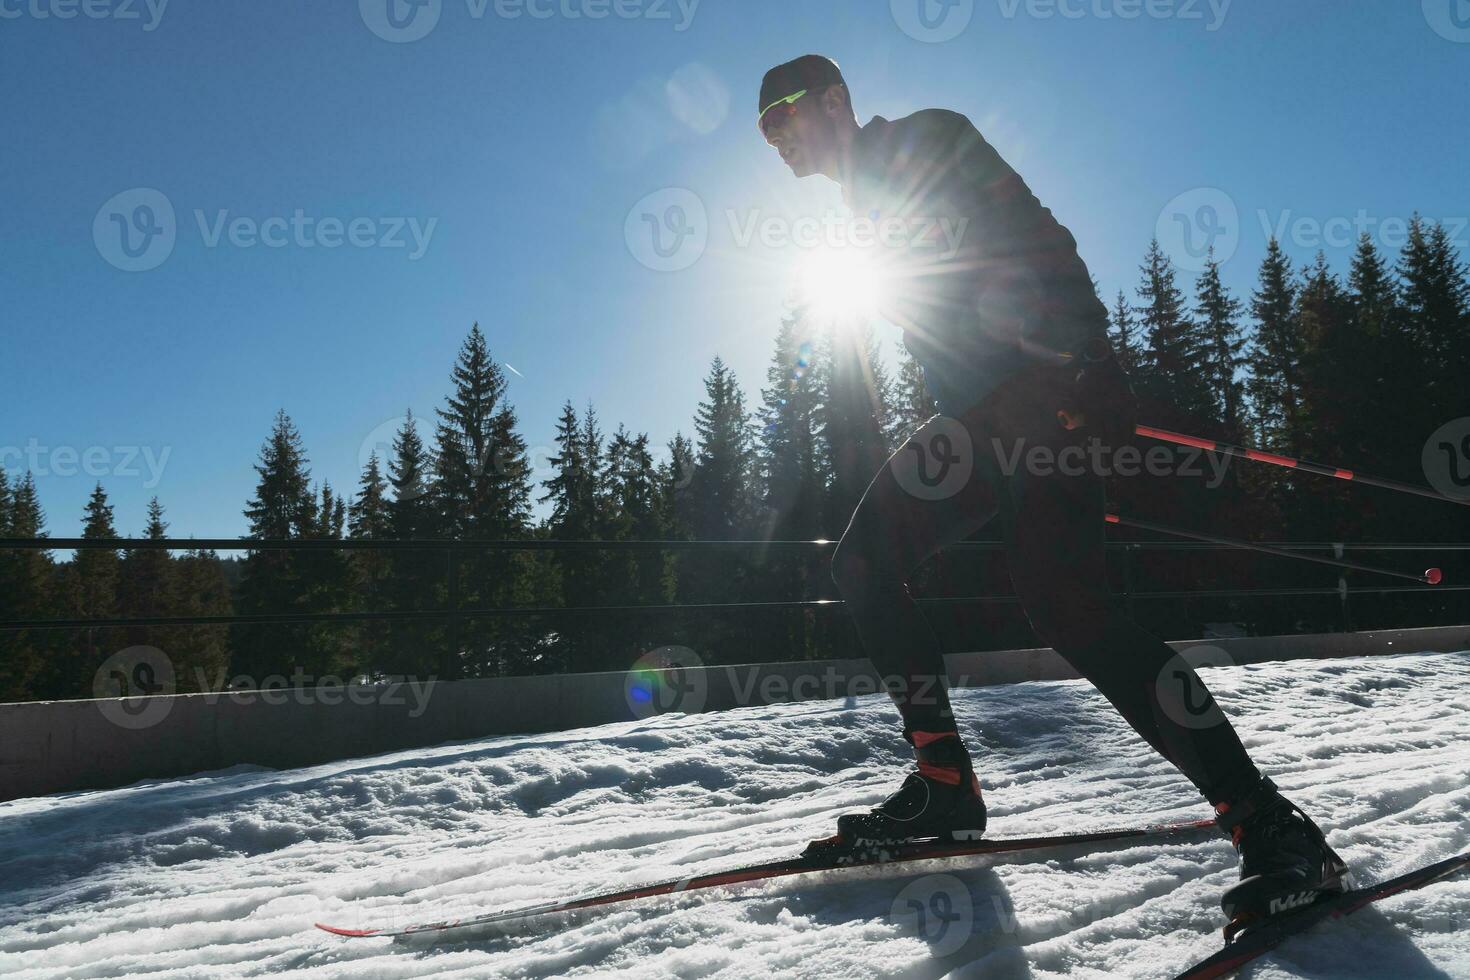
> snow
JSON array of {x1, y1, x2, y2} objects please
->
[{"x1": 2, "y1": 652, "x2": 1467, "y2": 979}]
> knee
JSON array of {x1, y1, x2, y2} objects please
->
[
  {"x1": 1017, "y1": 584, "x2": 1112, "y2": 652},
  {"x1": 830, "y1": 538, "x2": 904, "y2": 598},
  {"x1": 829, "y1": 540, "x2": 864, "y2": 596}
]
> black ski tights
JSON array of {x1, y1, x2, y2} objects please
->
[{"x1": 829, "y1": 374, "x2": 1261, "y2": 806}]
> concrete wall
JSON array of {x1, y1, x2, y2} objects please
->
[{"x1": 2, "y1": 624, "x2": 1466, "y2": 804}]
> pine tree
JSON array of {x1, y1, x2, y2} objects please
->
[
  {"x1": 891, "y1": 338, "x2": 937, "y2": 439},
  {"x1": 538, "y1": 401, "x2": 607, "y2": 672},
  {"x1": 1194, "y1": 252, "x2": 1248, "y2": 439},
  {"x1": 580, "y1": 402, "x2": 608, "y2": 535},
  {"x1": 0, "y1": 468, "x2": 16, "y2": 700},
  {"x1": 53, "y1": 484, "x2": 122, "y2": 697},
  {"x1": 678, "y1": 357, "x2": 759, "y2": 661},
  {"x1": 817, "y1": 317, "x2": 890, "y2": 535},
  {"x1": 0, "y1": 473, "x2": 56, "y2": 700},
  {"x1": 687, "y1": 356, "x2": 757, "y2": 541},
  {"x1": 1246, "y1": 238, "x2": 1304, "y2": 447},
  {"x1": 388, "y1": 411, "x2": 435, "y2": 538},
  {"x1": 291, "y1": 481, "x2": 351, "y2": 679},
  {"x1": 541, "y1": 402, "x2": 592, "y2": 533},
  {"x1": 118, "y1": 497, "x2": 174, "y2": 656},
  {"x1": 600, "y1": 426, "x2": 674, "y2": 666},
  {"x1": 171, "y1": 547, "x2": 234, "y2": 692},
  {"x1": 755, "y1": 313, "x2": 826, "y2": 544},
  {"x1": 384, "y1": 412, "x2": 441, "y2": 679},
  {"x1": 1347, "y1": 234, "x2": 1406, "y2": 477},
  {"x1": 1135, "y1": 239, "x2": 1214, "y2": 426},
  {"x1": 1295, "y1": 252, "x2": 1351, "y2": 434},
  {"x1": 855, "y1": 323, "x2": 902, "y2": 452},
  {"x1": 349, "y1": 454, "x2": 391, "y2": 540},
  {"x1": 1110, "y1": 290, "x2": 1142, "y2": 374},
  {"x1": 346, "y1": 452, "x2": 393, "y2": 678},
  {"x1": 233, "y1": 410, "x2": 316, "y2": 683},
  {"x1": 1290, "y1": 253, "x2": 1357, "y2": 536},
  {"x1": 662, "y1": 432, "x2": 697, "y2": 540},
  {"x1": 1399, "y1": 217, "x2": 1470, "y2": 405},
  {"x1": 752, "y1": 313, "x2": 830, "y2": 661},
  {"x1": 432, "y1": 324, "x2": 534, "y2": 677},
  {"x1": 434, "y1": 324, "x2": 532, "y2": 541}
]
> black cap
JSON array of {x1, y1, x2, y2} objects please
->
[{"x1": 759, "y1": 54, "x2": 845, "y2": 116}]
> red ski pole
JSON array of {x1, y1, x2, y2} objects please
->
[
  {"x1": 1105, "y1": 513, "x2": 1443, "y2": 586},
  {"x1": 1135, "y1": 424, "x2": 1468, "y2": 507}
]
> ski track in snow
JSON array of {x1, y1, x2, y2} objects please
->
[{"x1": 2, "y1": 651, "x2": 1467, "y2": 980}]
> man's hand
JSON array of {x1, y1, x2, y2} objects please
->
[{"x1": 1056, "y1": 337, "x2": 1137, "y2": 449}]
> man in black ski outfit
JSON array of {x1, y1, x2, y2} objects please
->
[{"x1": 757, "y1": 54, "x2": 1346, "y2": 930}]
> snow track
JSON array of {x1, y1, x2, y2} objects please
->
[{"x1": 2, "y1": 652, "x2": 1467, "y2": 979}]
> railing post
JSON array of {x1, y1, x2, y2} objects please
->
[
  {"x1": 445, "y1": 542, "x2": 460, "y2": 681},
  {"x1": 1335, "y1": 543, "x2": 1352, "y2": 632},
  {"x1": 1122, "y1": 543, "x2": 1138, "y2": 620}
]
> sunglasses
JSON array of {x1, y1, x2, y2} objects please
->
[{"x1": 758, "y1": 88, "x2": 807, "y2": 138}]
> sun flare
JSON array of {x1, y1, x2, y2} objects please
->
[{"x1": 793, "y1": 246, "x2": 880, "y2": 324}]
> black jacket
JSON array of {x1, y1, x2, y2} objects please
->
[{"x1": 844, "y1": 109, "x2": 1108, "y2": 415}]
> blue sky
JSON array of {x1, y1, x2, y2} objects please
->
[{"x1": 4, "y1": 1, "x2": 1468, "y2": 539}]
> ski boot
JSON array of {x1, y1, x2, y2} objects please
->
[
  {"x1": 1215, "y1": 776, "x2": 1349, "y2": 942},
  {"x1": 833, "y1": 731, "x2": 987, "y2": 849}
]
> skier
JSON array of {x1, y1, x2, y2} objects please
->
[{"x1": 757, "y1": 54, "x2": 1346, "y2": 933}]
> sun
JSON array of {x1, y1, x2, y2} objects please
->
[{"x1": 793, "y1": 245, "x2": 880, "y2": 324}]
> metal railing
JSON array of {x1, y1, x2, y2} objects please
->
[{"x1": 1, "y1": 535, "x2": 1463, "y2": 636}]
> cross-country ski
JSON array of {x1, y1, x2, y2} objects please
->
[
  {"x1": 1173, "y1": 852, "x2": 1470, "y2": 980},
  {"x1": 316, "y1": 819, "x2": 1217, "y2": 940}
]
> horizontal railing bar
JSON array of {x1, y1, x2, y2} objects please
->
[
  {"x1": 3, "y1": 582, "x2": 1458, "y2": 632},
  {"x1": 4, "y1": 537, "x2": 1470, "y2": 553},
  {"x1": 0, "y1": 537, "x2": 832, "y2": 552}
]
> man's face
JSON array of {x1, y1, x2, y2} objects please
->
[{"x1": 762, "y1": 90, "x2": 833, "y2": 178}]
